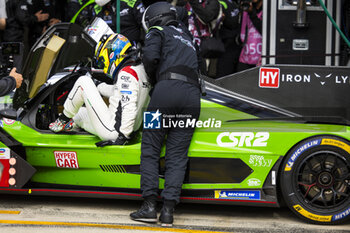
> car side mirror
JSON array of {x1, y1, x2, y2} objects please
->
[{"x1": 0, "y1": 109, "x2": 17, "y2": 120}]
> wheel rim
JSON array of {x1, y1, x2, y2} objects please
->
[{"x1": 295, "y1": 150, "x2": 350, "y2": 209}]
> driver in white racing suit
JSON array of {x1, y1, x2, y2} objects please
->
[{"x1": 49, "y1": 33, "x2": 150, "y2": 145}]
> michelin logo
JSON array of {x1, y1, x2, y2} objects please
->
[
  {"x1": 215, "y1": 190, "x2": 261, "y2": 200},
  {"x1": 285, "y1": 139, "x2": 321, "y2": 171},
  {"x1": 332, "y1": 207, "x2": 350, "y2": 221}
]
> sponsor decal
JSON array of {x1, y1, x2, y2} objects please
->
[
  {"x1": 314, "y1": 73, "x2": 349, "y2": 86},
  {"x1": 332, "y1": 207, "x2": 350, "y2": 221},
  {"x1": 117, "y1": 34, "x2": 129, "y2": 42},
  {"x1": 247, "y1": 178, "x2": 261, "y2": 187},
  {"x1": 260, "y1": 70, "x2": 350, "y2": 88},
  {"x1": 321, "y1": 139, "x2": 350, "y2": 154},
  {"x1": 0, "y1": 120, "x2": 3, "y2": 128},
  {"x1": 120, "y1": 8, "x2": 129, "y2": 16},
  {"x1": 87, "y1": 26, "x2": 98, "y2": 35},
  {"x1": 54, "y1": 151, "x2": 79, "y2": 169},
  {"x1": 3, "y1": 118, "x2": 15, "y2": 125},
  {"x1": 280, "y1": 73, "x2": 349, "y2": 86},
  {"x1": 109, "y1": 52, "x2": 115, "y2": 59},
  {"x1": 173, "y1": 35, "x2": 196, "y2": 51},
  {"x1": 334, "y1": 75, "x2": 349, "y2": 84},
  {"x1": 121, "y1": 90, "x2": 132, "y2": 95},
  {"x1": 293, "y1": 205, "x2": 332, "y2": 222},
  {"x1": 284, "y1": 139, "x2": 321, "y2": 171},
  {"x1": 0, "y1": 148, "x2": 10, "y2": 159},
  {"x1": 315, "y1": 73, "x2": 332, "y2": 85},
  {"x1": 121, "y1": 76, "x2": 131, "y2": 82},
  {"x1": 249, "y1": 155, "x2": 272, "y2": 167},
  {"x1": 20, "y1": 5, "x2": 28, "y2": 11},
  {"x1": 215, "y1": 190, "x2": 261, "y2": 200},
  {"x1": 259, "y1": 67, "x2": 280, "y2": 88},
  {"x1": 121, "y1": 95, "x2": 130, "y2": 103},
  {"x1": 144, "y1": 110, "x2": 221, "y2": 129},
  {"x1": 142, "y1": 82, "x2": 151, "y2": 89},
  {"x1": 217, "y1": 132, "x2": 269, "y2": 148},
  {"x1": 121, "y1": 84, "x2": 129, "y2": 89},
  {"x1": 281, "y1": 73, "x2": 311, "y2": 84}
]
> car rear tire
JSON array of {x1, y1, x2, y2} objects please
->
[{"x1": 280, "y1": 136, "x2": 350, "y2": 224}]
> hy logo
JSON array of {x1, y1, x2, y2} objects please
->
[
  {"x1": 143, "y1": 110, "x2": 162, "y2": 129},
  {"x1": 314, "y1": 73, "x2": 332, "y2": 86}
]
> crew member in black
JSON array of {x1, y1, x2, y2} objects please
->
[
  {"x1": 0, "y1": 68, "x2": 23, "y2": 96},
  {"x1": 95, "y1": 0, "x2": 145, "y2": 45},
  {"x1": 216, "y1": 0, "x2": 240, "y2": 77},
  {"x1": 27, "y1": 0, "x2": 62, "y2": 48},
  {"x1": 65, "y1": 0, "x2": 84, "y2": 22},
  {"x1": 3, "y1": 0, "x2": 48, "y2": 43},
  {"x1": 130, "y1": 2, "x2": 201, "y2": 227}
]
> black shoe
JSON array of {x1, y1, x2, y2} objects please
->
[
  {"x1": 159, "y1": 205, "x2": 174, "y2": 227},
  {"x1": 130, "y1": 199, "x2": 157, "y2": 223}
]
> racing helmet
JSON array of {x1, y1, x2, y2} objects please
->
[
  {"x1": 142, "y1": 2, "x2": 177, "y2": 32},
  {"x1": 95, "y1": 33, "x2": 132, "y2": 80}
]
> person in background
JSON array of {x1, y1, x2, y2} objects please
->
[
  {"x1": 0, "y1": 0, "x2": 6, "y2": 32},
  {"x1": 216, "y1": 0, "x2": 240, "y2": 78},
  {"x1": 130, "y1": 2, "x2": 200, "y2": 227},
  {"x1": 237, "y1": 0, "x2": 262, "y2": 71},
  {"x1": 95, "y1": 0, "x2": 145, "y2": 45},
  {"x1": 185, "y1": 0, "x2": 221, "y2": 75},
  {"x1": 65, "y1": 0, "x2": 84, "y2": 22},
  {"x1": 3, "y1": 0, "x2": 49, "y2": 44},
  {"x1": 27, "y1": 0, "x2": 62, "y2": 48},
  {"x1": 0, "y1": 68, "x2": 23, "y2": 96},
  {"x1": 42, "y1": 0, "x2": 62, "y2": 27},
  {"x1": 65, "y1": 0, "x2": 94, "y2": 27}
]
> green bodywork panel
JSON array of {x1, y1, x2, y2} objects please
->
[{"x1": 1, "y1": 99, "x2": 349, "y2": 190}]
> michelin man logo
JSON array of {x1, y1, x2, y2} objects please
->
[{"x1": 144, "y1": 110, "x2": 162, "y2": 129}]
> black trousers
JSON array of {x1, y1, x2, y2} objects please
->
[{"x1": 140, "y1": 79, "x2": 200, "y2": 203}]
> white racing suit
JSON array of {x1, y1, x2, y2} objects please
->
[{"x1": 63, "y1": 64, "x2": 150, "y2": 141}]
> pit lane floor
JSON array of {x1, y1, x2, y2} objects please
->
[{"x1": 0, "y1": 194, "x2": 349, "y2": 233}]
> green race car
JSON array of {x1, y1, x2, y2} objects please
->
[{"x1": 0, "y1": 23, "x2": 349, "y2": 225}]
